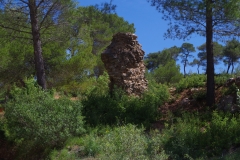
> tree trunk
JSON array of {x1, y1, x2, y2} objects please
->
[
  {"x1": 227, "y1": 62, "x2": 231, "y2": 74},
  {"x1": 231, "y1": 60, "x2": 234, "y2": 74},
  {"x1": 184, "y1": 61, "x2": 187, "y2": 77},
  {"x1": 206, "y1": 0, "x2": 215, "y2": 106},
  {"x1": 28, "y1": 0, "x2": 46, "y2": 89}
]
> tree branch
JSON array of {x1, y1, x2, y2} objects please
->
[
  {"x1": 39, "y1": 0, "x2": 59, "y2": 28},
  {"x1": 37, "y1": 0, "x2": 45, "y2": 8},
  {"x1": 0, "y1": 23, "x2": 31, "y2": 34},
  {"x1": 19, "y1": 0, "x2": 28, "y2": 5},
  {"x1": 0, "y1": 34, "x2": 32, "y2": 41}
]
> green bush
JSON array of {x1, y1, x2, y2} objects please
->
[
  {"x1": 50, "y1": 127, "x2": 104, "y2": 159},
  {"x1": 50, "y1": 149, "x2": 76, "y2": 160},
  {"x1": 158, "y1": 111, "x2": 240, "y2": 159},
  {"x1": 82, "y1": 83, "x2": 169, "y2": 127},
  {"x1": 222, "y1": 84, "x2": 238, "y2": 95},
  {"x1": 215, "y1": 74, "x2": 233, "y2": 86},
  {"x1": 175, "y1": 74, "x2": 206, "y2": 92},
  {"x1": 192, "y1": 89, "x2": 207, "y2": 101},
  {"x1": 50, "y1": 111, "x2": 240, "y2": 160},
  {"x1": 98, "y1": 125, "x2": 149, "y2": 160},
  {"x1": 3, "y1": 78, "x2": 85, "y2": 149},
  {"x1": 49, "y1": 124, "x2": 170, "y2": 160}
]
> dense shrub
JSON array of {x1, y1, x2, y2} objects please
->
[
  {"x1": 175, "y1": 74, "x2": 234, "y2": 92},
  {"x1": 3, "y1": 78, "x2": 85, "y2": 150},
  {"x1": 98, "y1": 125, "x2": 148, "y2": 160},
  {"x1": 215, "y1": 74, "x2": 233, "y2": 86},
  {"x1": 50, "y1": 111, "x2": 240, "y2": 160},
  {"x1": 82, "y1": 83, "x2": 169, "y2": 127},
  {"x1": 175, "y1": 74, "x2": 206, "y2": 92},
  {"x1": 159, "y1": 111, "x2": 240, "y2": 159},
  {"x1": 192, "y1": 89, "x2": 207, "y2": 101},
  {"x1": 50, "y1": 124, "x2": 169, "y2": 160}
]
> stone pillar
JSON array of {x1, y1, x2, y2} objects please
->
[{"x1": 101, "y1": 32, "x2": 148, "y2": 96}]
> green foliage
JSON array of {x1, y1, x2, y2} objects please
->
[
  {"x1": 189, "y1": 58, "x2": 202, "y2": 74},
  {"x1": 176, "y1": 74, "x2": 206, "y2": 92},
  {"x1": 192, "y1": 89, "x2": 206, "y2": 101},
  {"x1": 82, "y1": 83, "x2": 169, "y2": 127},
  {"x1": 3, "y1": 78, "x2": 85, "y2": 150},
  {"x1": 49, "y1": 124, "x2": 170, "y2": 160},
  {"x1": 223, "y1": 39, "x2": 240, "y2": 74},
  {"x1": 179, "y1": 43, "x2": 195, "y2": 77},
  {"x1": 148, "y1": 0, "x2": 240, "y2": 39},
  {"x1": 197, "y1": 42, "x2": 224, "y2": 69},
  {"x1": 0, "y1": 3, "x2": 135, "y2": 89},
  {"x1": 50, "y1": 111, "x2": 240, "y2": 160},
  {"x1": 148, "y1": 0, "x2": 240, "y2": 106},
  {"x1": 215, "y1": 74, "x2": 233, "y2": 86},
  {"x1": 222, "y1": 84, "x2": 238, "y2": 96},
  {"x1": 98, "y1": 125, "x2": 148, "y2": 160},
  {"x1": 50, "y1": 149, "x2": 76, "y2": 160},
  {"x1": 58, "y1": 71, "x2": 110, "y2": 97},
  {"x1": 153, "y1": 60, "x2": 183, "y2": 84},
  {"x1": 50, "y1": 133, "x2": 101, "y2": 159},
  {"x1": 157, "y1": 111, "x2": 240, "y2": 159},
  {"x1": 75, "y1": 6, "x2": 135, "y2": 55},
  {"x1": 144, "y1": 46, "x2": 180, "y2": 71},
  {"x1": 236, "y1": 87, "x2": 240, "y2": 108},
  {"x1": 70, "y1": 5, "x2": 135, "y2": 77},
  {"x1": 0, "y1": 32, "x2": 34, "y2": 87},
  {"x1": 212, "y1": 148, "x2": 240, "y2": 160}
]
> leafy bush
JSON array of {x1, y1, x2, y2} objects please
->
[
  {"x1": 50, "y1": 124, "x2": 170, "y2": 160},
  {"x1": 50, "y1": 149, "x2": 76, "y2": 160},
  {"x1": 82, "y1": 83, "x2": 169, "y2": 127},
  {"x1": 50, "y1": 111, "x2": 240, "y2": 160},
  {"x1": 222, "y1": 84, "x2": 238, "y2": 95},
  {"x1": 175, "y1": 74, "x2": 206, "y2": 92},
  {"x1": 215, "y1": 74, "x2": 233, "y2": 86},
  {"x1": 3, "y1": 78, "x2": 85, "y2": 150},
  {"x1": 192, "y1": 89, "x2": 206, "y2": 101},
  {"x1": 158, "y1": 111, "x2": 240, "y2": 159},
  {"x1": 98, "y1": 125, "x2": 149, "y2": 160}
]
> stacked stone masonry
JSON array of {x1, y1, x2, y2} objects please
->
[{"x1": 101, "y1": 32, "x2": 148, "y2": 96}]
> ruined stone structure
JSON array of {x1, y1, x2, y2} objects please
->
[{"x1": 101, "y1": 32, "x2": 148, "y2": 96}]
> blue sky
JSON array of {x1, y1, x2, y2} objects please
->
[{"x1": 78, "y1": 0, "x2": 228, "y2": 74}]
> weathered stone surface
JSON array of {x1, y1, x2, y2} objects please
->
[{"x1": 101, "y1": 32, "x2": 148, "y2": 96}]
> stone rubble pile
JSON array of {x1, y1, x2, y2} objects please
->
[{"x1": 101, "y1": 32, "x2": 148, "y2": 96}]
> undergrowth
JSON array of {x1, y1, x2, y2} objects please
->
[
  {"x1": 1, "y1": 74, "x2": 240, "y2": 159},
  {"x1": 2, "y1": 78, "x2": 85, "y2": 159},
  {"x1": 50, "y1": 111, "x2": 240, "y2": 160},
  {"x1": 175, "y1": 74, "x2": 206, "y2": 92},
  {"x1": 82, "y1": 82, "x2": 169, "y2": 127}
]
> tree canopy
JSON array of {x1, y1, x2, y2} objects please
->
[
  {"x1": 223, "y1": 39, "x2": 240, "y2": 74},
  {"x1": 147, "y1": 0, "x2": 240, "y2": 106},
  {"x1": 179, "y1": 43, "x2": 195, "y2": 77},
  {"x1": 144, "y1": 46, "x2": 180, "y2": 71},
  {"x1": 0, "y1": 0, "x2": 76, "y2": 89},
  {"x1": 0, "y1": 1, "x2": 135, "y2": 93}
]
